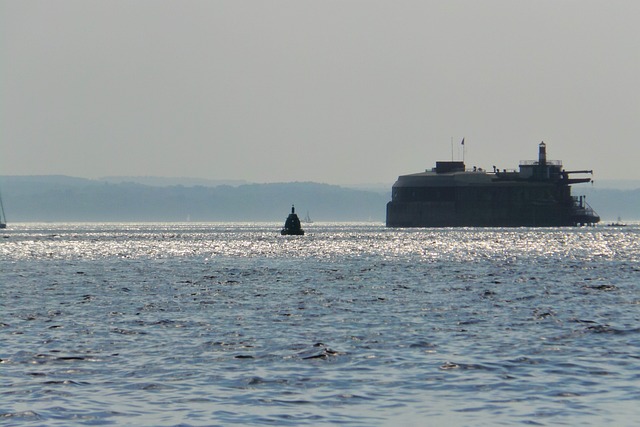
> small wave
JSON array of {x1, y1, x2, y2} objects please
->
[
  {"x1": 56, "y1": 356, "x2": 87, "y2": 361},
  {"x1": 439, "y1": 361, "x2": 497, "y2": 371},
  {"x1": 110, "y1": 328, "x2": 147, "y2": 335},
  {"x1": 584, "y1": 284, "x2": 618, "y2": 291},
  {"x1": 298, "y1": 343, "x2": 342, "y2": 360},
  {"x1": 42, "y1": 380, "x2": 85, "y2": 385},
  {"x1": 584, "y1": 324, "x2": 640, "y2": 335},
  {"x1": 0, "y1": 411, "x2": 41, "y2": 420},
  {"x1": 409, "y1": 340, "x2": 437, "y2": 349}
]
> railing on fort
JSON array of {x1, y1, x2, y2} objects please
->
[
  {"x1": 572, "y1": 196, "x2": 598, "y2": 216},
  {"x1": 519, "y1": 160, "x2": 563, "y2": 166}
]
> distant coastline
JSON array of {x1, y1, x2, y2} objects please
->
[
  {"x1": 0, "y1": 175, "x2": 637, "y2": 223},
  {"x1": 0, "y1": 175, "x2": 389, "y2": 222}
]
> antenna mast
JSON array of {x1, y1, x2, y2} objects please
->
[{"x1": 462, "y1": 137, "x2": 465, "y2": 165}]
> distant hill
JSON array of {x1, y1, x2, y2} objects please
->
[
  {"x1": 594, "y1": 179, "x2": 640, "y2": 190},
  {"x1": 0, "y1": 175, "x2": 637, "y2": 223},
  {"x1": 99, "y1": 176, "x2": 248, "y2": 187},
  {"x1": 582, "y1": 187, "x2": 640, "y2": 222},
  {"x1": 0, "y1": 176, "x2": 390, "y2": 222}
]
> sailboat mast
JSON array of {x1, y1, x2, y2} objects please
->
[{"x1": 0, "y1": 189, "x2": 6, "y2": 227}]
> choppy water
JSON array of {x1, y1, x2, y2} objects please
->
[{"x1": 1, "y1": 223, "x2": 639, "y2": 426}]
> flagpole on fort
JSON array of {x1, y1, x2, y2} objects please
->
[{"x1": 461, "y1": 137, "x2": 465, "y2": 165}]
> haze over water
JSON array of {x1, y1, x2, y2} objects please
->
[{"x1": 2, "y1": 223, "x2": 639, "y2": 426}]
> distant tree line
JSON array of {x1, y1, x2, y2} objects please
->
[{"x1": 0, "y1": 176, "x2": 389, "y2": 222}]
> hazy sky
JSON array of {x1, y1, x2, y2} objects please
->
[{"x1": 2, "y1": 0, "x2": 639, "y2": 185}]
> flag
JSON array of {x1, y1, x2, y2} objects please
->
[{"x1": 461, "y1": 138, "x2": 465, "y2": 146}]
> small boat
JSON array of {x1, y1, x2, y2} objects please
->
[
  {"x1": 0, "y1": 188, "x2": 6, "y2": 229},
  {"x1": 281, "y1": 205, "x2": 304, "y2": 235},
  {"x1": 607, "y1": 216, "x2": 627, "y2": 227},
  {"x1": 303, "y1": 211, "x2": 313, "y2": 223}
]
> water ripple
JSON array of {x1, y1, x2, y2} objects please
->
[{"x1": 1, "y1": 223, "x2": 639, "y2": 426}]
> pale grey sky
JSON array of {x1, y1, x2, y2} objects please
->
[{"x1": 2, "y1": 0, "x2": 639, "y2": 185}]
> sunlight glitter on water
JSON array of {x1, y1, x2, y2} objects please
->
[
  {"x1": 1, "y1": 223, "x2": 639, "y2": 268},
  {"x1": 2, "y1": 223, "x2": 639, "y2": 426}
]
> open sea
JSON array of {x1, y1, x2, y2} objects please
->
[{"x1": 1, "y1": 222, "x2": 639, "y2": 426}]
